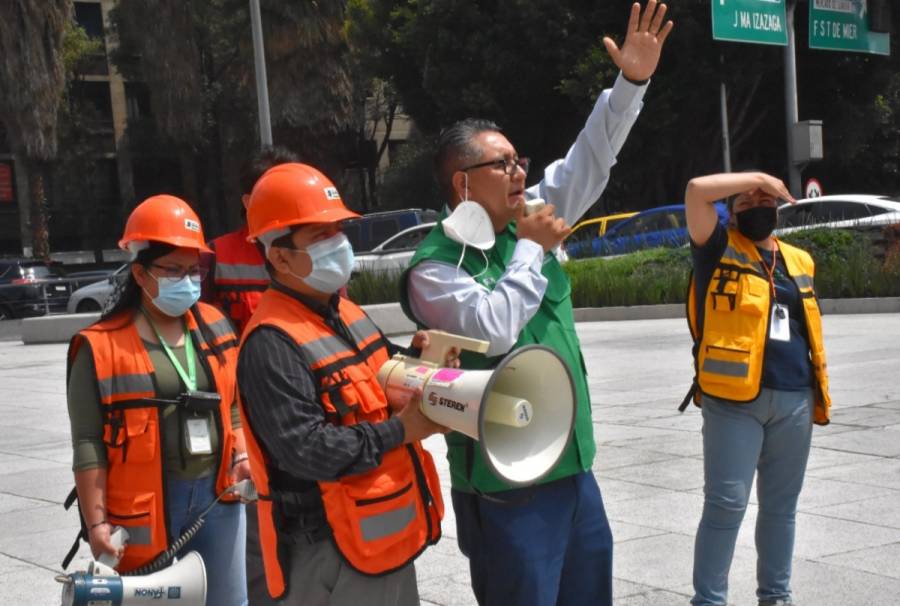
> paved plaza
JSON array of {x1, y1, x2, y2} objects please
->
[{"x1": 1, "y1": 314, "x2": 899, "y2": 605}]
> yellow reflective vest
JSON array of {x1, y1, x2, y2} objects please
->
[{"x1": 685, "y1": 228, "x2": 831, "y2": 425}]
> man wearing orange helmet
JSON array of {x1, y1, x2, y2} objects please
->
[
  {"x1": 236, "y1": 163, "x2": 447, "y2": 604},
  {"x1": 65, "y1": 195, "x2": 250, "y2": 606}
]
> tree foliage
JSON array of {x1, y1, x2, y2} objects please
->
[
  {"x1": 0, "y1": 0, "x2": 73, "y2": 259},
  {"x1": 347, "y1": 0, "x2": 900, "y2": 217}
]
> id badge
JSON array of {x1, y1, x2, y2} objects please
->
[
  {"x1": 185, "y1": 417, "x2": 213, "y2": 455},
  {"x1": 769, "y1": 303, "x2": 790, "y2": 342}
]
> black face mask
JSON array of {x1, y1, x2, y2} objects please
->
[{"x1": 736, "y1": 206, "x2": 777, "y2": 241}]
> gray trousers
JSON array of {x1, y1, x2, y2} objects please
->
[{"x1": 281, "y1": 536, "x2": 418, "y2": 606}]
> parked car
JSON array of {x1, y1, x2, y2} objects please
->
[
  {"x1": 66, "y1": 264, "x2": 128, "y2": 314},
  {"x1": 354, "y1": 222, "x2": 436, "y2": 274},
  {"x1": 565, "y1": 212, "x2": 638, "y2": 259},
  {"x1": 63, "y1": 267, "x2": 119, "y2": 292},
  {"x1": 343, "y1": 208, "x2": 439, "y2": 253},
  {"x1": 0, "y1": 258, "x2": 73, "y2": 320},
  {"x1": 775, "y1": 194, "x2": 900, "y2": 235},
  {"x1": 587, "y1": 203, "x2": 729, "y2": 257}
]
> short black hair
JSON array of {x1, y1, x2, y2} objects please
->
[
  {"x1": 240, "y1": 145, "x2": 300, "y2": 195},
  {"x1": 433, "y1": 119, "x2": 501, "y2": 205}
]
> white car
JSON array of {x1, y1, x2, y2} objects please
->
[
  {"x1": 353, "y1": 222, "x2": 436, "y2": 274},
  {"x1": 66, "y1": 264, "x2": 128, "y2": 313},
  {"x1": 776, "y1": 194, "x2": 900, "y2": 235}
]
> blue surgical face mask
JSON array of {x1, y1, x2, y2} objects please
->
[
  {"x1": 289, "y1": 233, "x2": 355, "y2": 293},
  {"x1": 148, "y1": 275, "x2": 201, "y2": 317}
]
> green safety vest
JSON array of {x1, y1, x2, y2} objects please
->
[{"x1": 400, "y1": 219, "x2": 595, "y2": 493}]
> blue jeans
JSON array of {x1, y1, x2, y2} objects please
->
[
  {"x1": 453, "y1": 471, "x2": 613, "y2": 606},
  {"x1": 691, "y1": 388, "x2": 813, "y2": 606},
  {"x1": 166, "y1": 474, "x2": 247, "y2": 606}
]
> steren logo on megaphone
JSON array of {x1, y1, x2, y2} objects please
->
[{"x1": 427, "y1": 392, "x2": 468, "y2": 412}]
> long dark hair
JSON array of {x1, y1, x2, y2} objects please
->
[{"x1": 100, "y1": 243, "x2": 227, "y2": 364}]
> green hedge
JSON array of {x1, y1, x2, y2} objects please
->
[{"x1": 348, "y1": 227, "x2": 900, "y2": 306}]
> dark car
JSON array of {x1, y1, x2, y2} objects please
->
[
  {"x1": 342, "y1": 208, "x2": 439, "y2": 253},
  {"x1": 0, "y1": 258, "x2": 73, "y2": 320},
  {"x1": 580, "y1": 203, "x2": 729, "y2": 258}
]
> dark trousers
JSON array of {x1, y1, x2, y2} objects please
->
[
  {"x1": 452, "y1": 471, "x2": 614, "y2": 606},
  {"x1": 246, "y1": 502, "x2": 279, "y2": 606}
]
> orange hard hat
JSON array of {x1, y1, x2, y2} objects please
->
[
  {"x1": 118, "y1": 194, "x2": 212, "y2": 253},
  {"x1": 246, "y1": 163, "x2": 360, "y2": 242}
]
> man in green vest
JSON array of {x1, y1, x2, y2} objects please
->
[{"x1": 399, "y1": 2, "x2": 673, "y2": 604}]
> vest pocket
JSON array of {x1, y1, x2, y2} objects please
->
[
  {"x1": 702, "y1": 337, "x2": 752, "y2": 383},
  {"x1": 123, "y1": 409, "x2": 158, "y2": 463},
  {"x1": 106, "y1": 491, "x2": 158, "y2": 571},
  {"x1": 737, "y1": 278, "x2": 768, "y2": 316},
  {"x1": 322, "y1": 449, "x2": 422, "y2": 564}
]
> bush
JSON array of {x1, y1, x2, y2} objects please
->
[
  {"x1": 563, "y1": 247, "x2": 691, "y2": 307},
  {"x1": 347, "y1": 226, "x2": 900, "y2": 307}
]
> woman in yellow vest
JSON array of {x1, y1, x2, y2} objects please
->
[
  {"x1": 683, "y1": 172, "x2": 831, "y2": 606},
  {"x1": 65, "y1": 195, "x2": 251, "y2": 605}
]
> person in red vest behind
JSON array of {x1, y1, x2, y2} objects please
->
[{"x1": 202, "y1": 146, "x2": 299, "y2": 334}]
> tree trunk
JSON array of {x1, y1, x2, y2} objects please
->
[{"x1": 26, "y1": 159, "x2": 51, "y2": 261}]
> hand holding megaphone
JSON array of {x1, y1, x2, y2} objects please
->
[
  {"x1": 88, "y1": 522, "x2": 126, "y2": 565},
  {"x1": 395, "y1": 388, "x2": 449, "y2": 443}
]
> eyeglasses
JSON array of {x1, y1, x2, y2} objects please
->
[
  {"x1": 461, "y1": 157, "x2": 530, "y2": 176},
  {"x1": 149, "y1": 264, "x2": 208, "y2": 283}
]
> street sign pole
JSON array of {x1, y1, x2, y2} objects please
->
[
  {"x1": 250, "y1": 0, "x2": 273, "y2": 147},
  {"x1": 784, "y1": 0, "x2": 801, "y2": 197},
  {"x1": 719, "y1": 55, "x2": 732, "y2": 172}
]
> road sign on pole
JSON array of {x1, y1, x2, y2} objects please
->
[
  {"x1": 712, "y1": 0, "x2": 789, "y2": 46},
  {"x1": 809, "y1": 0, "x2": 890, "y2": 55}
]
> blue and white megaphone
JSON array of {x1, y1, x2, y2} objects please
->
[{"x1": 57, "y1": 546, "x2": 206, "y2": 606}]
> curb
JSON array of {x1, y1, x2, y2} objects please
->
[{"x1": 10, "y1": 297, "x2": 900, "y2": 344}]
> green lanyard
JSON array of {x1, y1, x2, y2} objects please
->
[{"x1": 142, "y1": 308, "x2": 197, "y2": 392}]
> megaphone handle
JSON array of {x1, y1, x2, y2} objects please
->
[{"x1": 420, "y1": 330, "x2": 489, "y2": 364}]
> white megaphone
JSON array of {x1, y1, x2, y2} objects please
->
[
  {"x1": 377, "y1": 330, "x2": 576, "y2": 486},
  {"x1": 57, "y1": 551, "x2": 207, "y2": 606}
]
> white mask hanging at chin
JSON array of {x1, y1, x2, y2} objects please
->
[
  {"x1": 442, "y1": 173, "x2": 495, "y2": 277},
  {"x1": 442, "y1": 200, "x2": 496, "y2": 251}
]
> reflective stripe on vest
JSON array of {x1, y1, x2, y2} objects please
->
[
  {"x1": 97, "y1": 373, "x2": 155, "y2": 402},
  {"x1": 300, "y1": 318, "x2": 382, "y2": 366},
  {"x1": 360, "y1": 503, "x2": 416, "y2": 542},
  {"x1": 702, "y1": 358, "x2": 749, "y2": 378},
  {"x1": 215, "y1": 262, "x2": 269, "y2": 283}
]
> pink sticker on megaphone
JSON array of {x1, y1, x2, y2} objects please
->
[{"x1": 431, "y1": 368, "x2": 464, "y2": 383}]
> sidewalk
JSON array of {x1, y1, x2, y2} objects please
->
[{"x1": 1, "y1": 315, "x2": 898, "y2": 605}]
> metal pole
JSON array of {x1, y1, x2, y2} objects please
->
[
  {"x1": 719, "y1": 55, "x2": 732, "y2": 172},
  {"x1": 249, "y1": 0, "x2": 273, "y2": 147},
  {"x1": 784, "y1": 0, "x2": 801, "y2": 196}
]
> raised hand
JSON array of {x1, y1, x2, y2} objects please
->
[{"x1": 603, "y1": 1, "x2": 674, "y2": 83}]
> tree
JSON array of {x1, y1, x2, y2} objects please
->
[
  {"x1": 347, "y1": 0, "x2": 900, "y2": 214},
  {"x1": 0, "y1": 1, "x2": 73, "y2": 260},
  {"x1": 108, "y1": 0, "x2": 360, "y2": 235}
]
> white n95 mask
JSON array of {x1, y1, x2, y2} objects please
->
[
  {"x1": 442, "y1": 200, "x2": 495, "y2": 277},
  {"x1": 442, "y1": 201, "x2": 496, "y2": 250}
]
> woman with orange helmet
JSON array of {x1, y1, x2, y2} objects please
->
[{"x1": 64, "y1": 195, "x2": 250, "y2": 605}]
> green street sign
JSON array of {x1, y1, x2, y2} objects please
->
[
  {"x1": 712, "y1": 0, "x2": 789, "y2": 46},
  {"x1": 809, "y1": 0, "x2": 890, "y2": 55}
]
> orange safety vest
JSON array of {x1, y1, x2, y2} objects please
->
[
  {"x1": 238, "y1": 286, "x2": 443, "y2": 599},
  {"x1": 209, "y1": 226, "x2": 269, "y2": 334},
  {"x1": 683, "y1": 229, "x2": 831, "y2": 424},
  {"x1": 64, "y1": 303, "x2": 240, "y2": 572}
]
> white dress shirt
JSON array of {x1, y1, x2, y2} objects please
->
[{"x1": 407, "y1": 73, "x2": 647, "y2": 357}]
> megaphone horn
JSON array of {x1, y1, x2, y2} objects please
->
[{"x1": 378, "y1": 331, "x2": 576, "y2": 487}]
